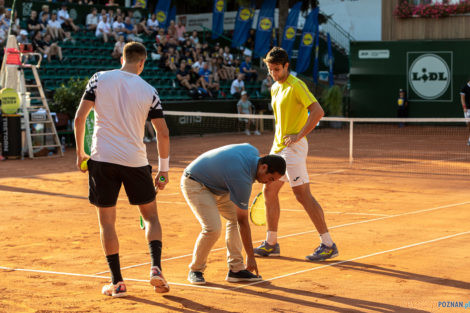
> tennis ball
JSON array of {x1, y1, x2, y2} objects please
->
[{"x1": 80, "y1": 159, "x2": 88, "y2": 171}]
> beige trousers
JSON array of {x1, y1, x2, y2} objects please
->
[{"x1": 181, "y1": 175, "x2": 245, "y2": 273}]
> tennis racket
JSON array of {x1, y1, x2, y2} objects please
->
[{"x1": 249, "y1": 192, "x2": 266, "y2": 226}]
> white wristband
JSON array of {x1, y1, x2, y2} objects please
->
[{"x1": 158, "y1": 157, "x2": 169, "y2": 172}]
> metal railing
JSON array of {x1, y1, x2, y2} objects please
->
[{"x1": 320, "y1": 10, "x2": 356, "y2": 54}]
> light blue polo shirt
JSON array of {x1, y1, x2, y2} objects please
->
[{"x1": 184, "y1": 143, "x2": 259, "y2": 210}]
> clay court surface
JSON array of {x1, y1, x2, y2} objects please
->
[{"x1": 1, "y1": 127, "x2": 469, "y2": 313}]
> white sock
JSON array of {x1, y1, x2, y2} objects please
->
[
  {"x1": 266, "y1": 231, "x2": 277, "y2": 245},
  {"x1": 320, "y1": 232, "x2": 334, "y2": 247}
]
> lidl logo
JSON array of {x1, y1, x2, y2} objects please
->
[
  {"x1": 156, "y1": 10, "x2": 167, "y2": 23},
  {"x1": 285, "y1": 27, "x2": 295, "y2": 40},
  {"x1": 302, "y1": 33, "x2": 313, "y2": 46},
  {"x1": 259, "y1": 17, "x2": 272, "y2": 31},
  {"x1": 407, "y1": 52, "x2": 452, "y2": 101},
  {"x1": 240, "y1": 8, "x2": 251, "y2": 21},
  {"x1": 215, "y1": 0, "x2": 224, "y2": 12}
]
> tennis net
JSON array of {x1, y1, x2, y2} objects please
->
[{"x1": 164, "y1": 111, "x2": 470, "y2": 175}]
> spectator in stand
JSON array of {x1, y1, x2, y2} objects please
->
[
  {"x1": 155, "y1": 28, "x2": 166, "y2": 43},
  {"x1": 47, "y1": 12, "x2": 65, "y2": 41},
  {"x1": 17, "y1": 29, "x2": 33, "y2": 53},
  {"x1": 112, "y1": 15, "x2": 126, "y2": 38},
  {"x1": 193, "y1": 55, "x2": 204, "y2": 70},
  {"x1": 33, "y1": 31, "x2": 63, "y2": 62},
  {"x1": 58, "y1": 4, "x2": 79, "y2": 32},
  {"x1": 11, "y1": 10, "x2": 20, "y2": 36},
  {"x1": 231, "y1": 74, "x2": 245, "y2": 99},
  {"x1": 189, "y1": 30, "x2": 199, "y2": 46},
  {"x1": 147, "y1": 14, "x2": 159, "y2": 35},
  {"x1": 86, "y1": 8, "x2": 99, "y2": 31},
  {"x1": 0, "y1": 8, "x2": 11, "y2": 34},
  {"x1": 39, "y1": 5, "x2": 50, "y2": 22},
  {"x1": 260, "y1": 74, "x2": 273, "y2": 98},
  {"x1": 39, "y1": 12, "x2": 49, "y2": 35},
  {"x1": 136, "y1": 17, "x2": 151, "y2": 36},
  {"x1": 127, "y1": 10, "x2": 140, "y2": 26},
  {"x1": 199, "y1": 61, "x2": 219, "y2": 98},
  {"x1": 175, "y1": 20, "x2": 186, "y2": 42},
  {"x1": 167, "y1": 20, "x2": 178, "y2": 45},
  {"x1": 237, "y1": 91, "x2": 260, "y2": 136},
  {"x1": 233, "y1": 57, "x2": 241, "y2": 76},
  {"x1": 240, "y1": 56, "x2": 258, "y2": 82},
  {"x1": 176, "y1": 60, "x2": 197, "y2": 92},
  {"x1": 164, "y1": 46, "x2": 179, "y2": 72},
  {"x1": 215, "y1": 56, "x2": 228, "y2": 81},
  {"x1": 107, "y1": 9, "x2": 116, "y2": 24},
  {"x1": 123, "y1": 16, "x2": 143, "y2": 42},
  {"x1": 112, "y1": 35, "x2": 125, "y2": 59},
  {"x1": 223, "y1": 46, "x2": 233, "y2": 65},
  {"x1": 189, "y1": 65, "x2": 205, "y2": 91},
  {"x1": 96, "y1": 14, "x2": 115, "y2": 43},
  {"x1": 43, "y1": 33, "x2": 63, "y2": 61},
  {"x1": 181, "y1": 49, "x2": 194, "y2": 67},
  {"x1": 27, "y1": 10, "x2": 41, "y2": 33}
]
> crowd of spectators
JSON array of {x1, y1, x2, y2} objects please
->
[{"x1": 1, "y1": 1, "x2": 271, "y2": 101}]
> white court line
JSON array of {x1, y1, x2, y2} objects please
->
[
  {"x1": 0, "y1": 266, "x2": 225, "y2": 291},
  {"x1": 233, "y1": 230, "x2": 470, "y2": 290},
  {"x1": 94, "y1": 200, "x2": 470, "y2": 275},
  {"x1": 282, "y1": 209, "x2": 390, "y2": 217},
  {"x1": 3, "y1": 231, "x2": 469, "y2": 293}
]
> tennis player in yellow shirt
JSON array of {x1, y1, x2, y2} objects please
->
[{"x1": 253, "y1": 47, "x2": 338, "y2": 261}]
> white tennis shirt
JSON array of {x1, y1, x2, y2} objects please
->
[{"x1": 83, "y1": 69, "x2": 163, "y2": 167}]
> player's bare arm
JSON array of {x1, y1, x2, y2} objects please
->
[
  {"x1": 151, "y1": 117, "x2": 170, "y2": 189},
  {"x1": 74, "y1": 98, "x2": 94, "y2": 172},
  {"x1": 236, "y1": 207, "x2": 259, "y2": 275},
  {"x1": 461, "y1": 94, "x2": 467, "y2": 112},
  {"x1": 283, "y1": 101, "x2": 324, "y2": 146}
]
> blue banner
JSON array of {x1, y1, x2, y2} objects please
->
[
  {"x1": 327, "y1": 33, "x2": 334, "y2": 87},
  {"x1": 295, "y1": 8, "x2": 318, "y2": 74},
  {"x1": 154, "y1": 0, "x2": 171, "y2": 29},
  {"x1": 281, "y1": 2, "x2": 301, "y2": 59},
  {"x1": 254, "y1": 0, "x2": 277, "y2": 57},
  {"x1": 169, "y1": 5, "x2": 176, "y2": 26},
  {"x1": 231, "y1": 1, "x2": 255, "y2": 48},
  {"x1": 312, "y1": 14, "x2": 320, "y2": 84},
  {"x1": 212, "y1": 0, "x2": 225, "y2": 39}
]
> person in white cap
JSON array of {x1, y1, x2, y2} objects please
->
[{"x1": 237, "y1": 91, "x2": 260, "y2": 136}]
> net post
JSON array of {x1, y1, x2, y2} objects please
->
[{"x1": 349, "y1": 120, "x2": 354, "y2": 166}]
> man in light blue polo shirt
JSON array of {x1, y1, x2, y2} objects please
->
[{"x1": 181, "y1": 143, "x2": 286, "y2": 285}]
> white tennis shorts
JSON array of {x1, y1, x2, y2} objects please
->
[{"x1": 271, "y1": 137, "x2": 309, "y2": 187}]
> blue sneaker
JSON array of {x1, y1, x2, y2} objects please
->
[
  {"x1": 305, "y1": 243, "x2": 339, "y2": 261},
  {"x1": 253, "y1": 241, "x2": 280, "y2": 257}
]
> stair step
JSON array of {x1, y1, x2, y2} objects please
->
[
  {"x1": 33, "y1": 144, "x2": 61, "y2": 148},
  {"x1": 30, "y1": 132, "x2": 56, "y2": 136}
]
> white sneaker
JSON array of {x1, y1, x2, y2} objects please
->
[
  {"x1": 244, "y1": 130, "x2": 251, "y2": 136},
  {"x1": 254, "y1": 130, "x2": 261, "y2": 135},
  {"x1": 102, "y1": 281, "x2": 127, "y2": 298},
  {"x1": 150, "y1": 266, "x2": 170, "y2": 293}
]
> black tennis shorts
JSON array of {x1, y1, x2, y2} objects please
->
[{"x1": 88, "y1": 159, "x2": 156, "y2": 207}]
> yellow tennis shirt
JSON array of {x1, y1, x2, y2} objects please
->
[{"x1": 270, "y1": 74, "x2": 318, "y2": 153}]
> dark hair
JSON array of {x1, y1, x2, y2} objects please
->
[
  {"x1": 123, "y1": 42, "x2": 147, "y2": 63},
  {"x1": 259, "y1": 155, "x2": 286, "y2": 175},
  {"x1": 263, "y1": 47, "x2": 289, "y2": 66}
]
